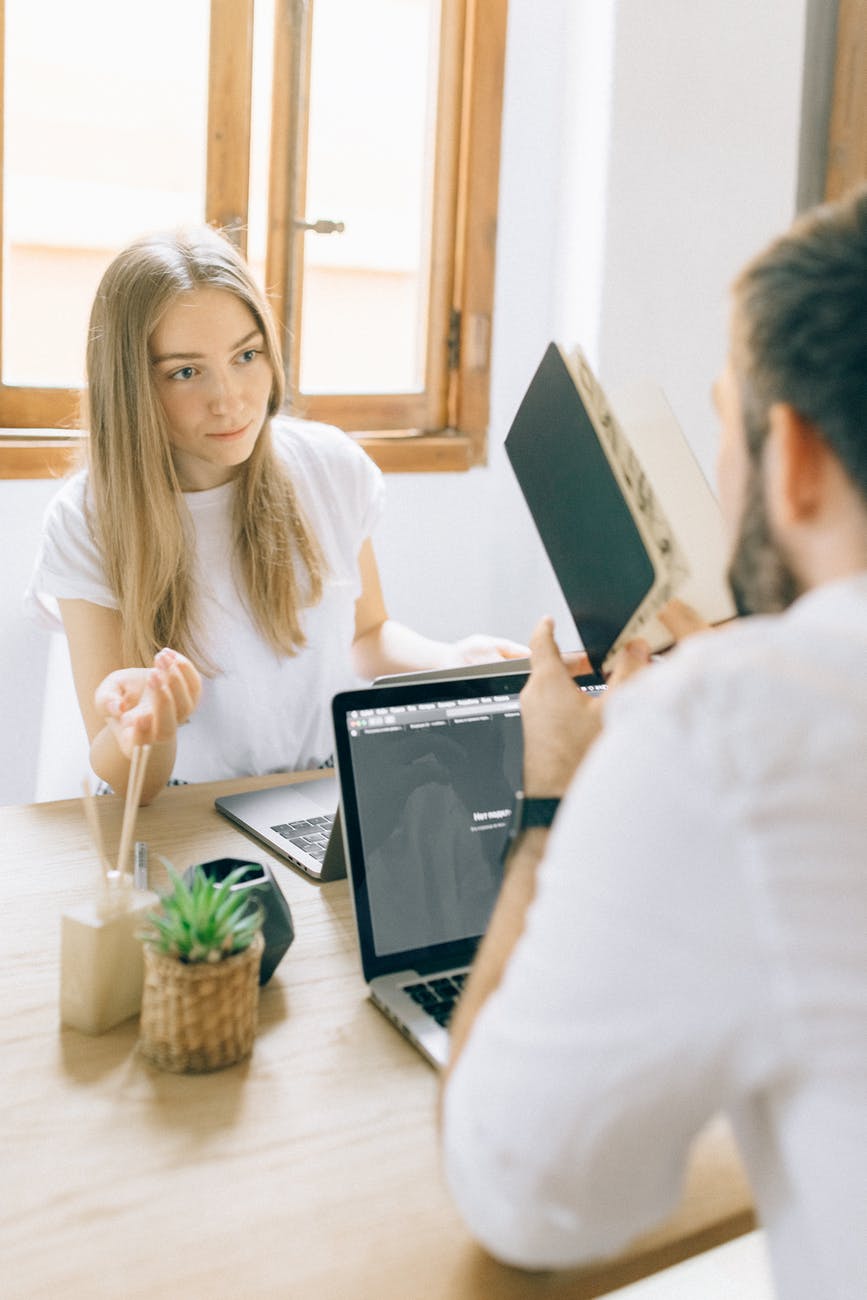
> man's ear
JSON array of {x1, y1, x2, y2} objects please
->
[{"x1": 764, "y1": 403, "x2": 828, "y2": 526}]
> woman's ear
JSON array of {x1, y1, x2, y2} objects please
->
[{"x1": 764, "y1": 402, "x2": 827, "y2": 528}]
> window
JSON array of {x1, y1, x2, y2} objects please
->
[{"x1": 0, "y1": 0, "x2": 507, "y2": 477}]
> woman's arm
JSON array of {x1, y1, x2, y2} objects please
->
[
  {"x1": 350, "y1": 540, "x2": 529, "y2": 680},
  {"x1": 58, "y1": 599, "x2": 200, "y2": 802}
]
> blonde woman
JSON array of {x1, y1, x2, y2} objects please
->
[{"x1": 28, "y1": 227, "x2": 525, "y2": 802}]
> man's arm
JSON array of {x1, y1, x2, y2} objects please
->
[
  {"x1": 438, "y1": 612, "x2": 774, "y2": 1272},
  {"x1": 440, "y1": 709, "x2": 769, "y2": 1270},
  {"x1": 445, "y1": 617, "x2": 647, "y2": 1080},
  {"x1": 447, "y1": 827, "x2": 548, "y2": 1069}
]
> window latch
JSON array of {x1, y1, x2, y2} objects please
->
[{"x1": 293, "y1": 218, "x2": 346, "y2": 235}]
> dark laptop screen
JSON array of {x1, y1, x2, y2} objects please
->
[
  {"x1": 344, "y1": 685, "x2": 523, "y2": 958},
  {"x1": 333, "y1": 670, "x2": 605, "y2": 980}
]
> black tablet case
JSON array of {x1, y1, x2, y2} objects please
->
[{"x1": 505, "y1": 343, "x2": 656, "y2": 672}]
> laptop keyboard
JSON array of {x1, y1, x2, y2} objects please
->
[
  {"x1": 270, "y1": 813, "x2": 334, "y2": 863},
  {"x1": 403, "y1": 972, "x2": 467, "y2": 1028}
]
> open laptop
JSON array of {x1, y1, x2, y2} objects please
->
[
  {"x1": 214, "y1": 663, "x2": 537, "y2": 881},
  {"x1": 332, "y1": 666, "x2": 605, "y2": 1068},
  {"x1": 215, "y1": 775, "x2": 346, "y2": 881}
]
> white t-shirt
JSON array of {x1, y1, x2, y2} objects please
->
[
  {"x1": 443, "y1": 573, "x2": 867, "y2": 1300},
  {"x1": 26, "y1": 417, "x2": 384, "y2": 781}
]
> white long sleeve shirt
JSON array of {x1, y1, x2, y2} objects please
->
[{"x1": 443, "y1": 574, "x2": 867, "y2": 1300}]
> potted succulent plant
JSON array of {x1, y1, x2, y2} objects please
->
[{"x1": 138, "y1": 864, "x2": 265, "y2": 1073}]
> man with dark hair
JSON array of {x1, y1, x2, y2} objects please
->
[{"x1": 441, "y1": 190, "x2": 867, "y2": 1300}]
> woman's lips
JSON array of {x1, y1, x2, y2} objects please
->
[{"x1": 207, "y1": 423, "x2": 249, "y2": 441}]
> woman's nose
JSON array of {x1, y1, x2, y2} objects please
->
[{"x1": 208, "y1": 368, "x2": 243, "y2": 415}]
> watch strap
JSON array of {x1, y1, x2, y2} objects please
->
[
  {"x1": 513, "y1": 793, "x2": 560, "y2": 830},
  {"x1": 502, "y1": 791, "x2": 560, "y2": 863}
]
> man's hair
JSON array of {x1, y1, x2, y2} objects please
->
[
  {"x1": 82, "y1": 225, "x2": 325, "y2": 671},
  {"x1": 733, "y1": 185, "x2": 867, "y2": 502}
]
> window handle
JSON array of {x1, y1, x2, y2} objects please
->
[{"x1": 292, "y1": 218, "x2": 345, "y2": 234}]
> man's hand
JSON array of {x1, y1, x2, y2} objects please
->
[
  {"x1": 658, "y1": 597, "x2": 711, "y2": 641},
  {"x1": 520, "y1": 599, "x2": 710, "y2": 799},
  {"x1": 521, "y1": 619, "x2": 657, "y2": 798},
  {"x1": 520, "y1": 619, "x2": 602, "y2": 797}
]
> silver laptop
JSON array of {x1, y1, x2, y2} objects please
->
[
  {"x1": 215, "y1": 775, "x2": 346, "y2": 881},
  {"x1": 332, "y1": 666, "x2": 605, "y2": 1068},
  {"x1": 213, "y1": 663, "x2": 535, "y2": 882}
]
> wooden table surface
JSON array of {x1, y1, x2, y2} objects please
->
[{"x1": 0, "y1": 774, "x2": 755, "y2": 1299}]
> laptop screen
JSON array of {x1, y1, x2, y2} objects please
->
[
  {"x1": 332, "y1": 669, "x2": 604, "y2": 981},
  {"x1": 332, "y1": 672, "x2": 530, "y2": 977}
]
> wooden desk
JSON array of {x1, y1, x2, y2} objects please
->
[{"x1": 0, "y1": 776, "x2": 755, "y2": 1298}]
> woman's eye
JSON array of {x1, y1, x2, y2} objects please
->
[
  {"x1": 169, "y1": 365, "x2": 197, "y2": 381},
  {"x1": 238, "y1": 348, "x2": 260, "y2": 364}
]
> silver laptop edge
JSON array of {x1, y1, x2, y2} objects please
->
[
  {"x1": 332, "y1": 747, "x2": 464, "y2": 1071},
  {"x1": 215, "y1": 776, "x2": 345, "y2": 881},
  {"x1": 369, "y1": 970, "x2": 468, "y2": 1069}
]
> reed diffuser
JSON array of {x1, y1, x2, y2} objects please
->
[{"x1": 60, "y1": 747, "x2": 159, "y2": 1035}]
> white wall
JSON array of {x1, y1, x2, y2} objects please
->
[
  {"x1": 1, "y1": 0, "x2": 821, "y2": 804},
  {"x1": 593, "y1": 0, "x2": 808, "y2": 477},
  {"x1": 0, "y1": 478, "x2": 58, "y2": 804},
  {"x1": 371, "y1": 0, "x2": 578, "y2": 648},
  {"x1": 377, "y1": 0, "x2": 814, "y2": 632}
]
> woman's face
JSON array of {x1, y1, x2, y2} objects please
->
[{"x1": 150, "y1": 285, "x2": 274, "y2": 491}]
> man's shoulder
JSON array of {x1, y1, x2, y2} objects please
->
[
  {"x1": 609, "y1": 588, "x2": 867, "y2": 770},
  {"x1": 667, "y1": 578, "x2": 867, "y2": 691},
  {"x1": 615, "y1": 613, "x2": 783, "y2": 708}
]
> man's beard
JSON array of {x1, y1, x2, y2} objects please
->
[{"x1": 727, "y1": 462, "x2": 801, "y2": 616}]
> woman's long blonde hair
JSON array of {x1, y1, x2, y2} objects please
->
[{"x1": 83, "y1": 226, "x2": 325, "y2": 671}]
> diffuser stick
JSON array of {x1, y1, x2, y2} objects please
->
[
  {"x1": 117, "y1": 744, "x2": 152, "y2": 879},
  {"x1": 81, "y1": 776, "x2": 113, "y2": 883}
]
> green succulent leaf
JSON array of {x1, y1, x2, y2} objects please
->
[{"x1": 141, "y1": 861, "x2": 264, "y2": 963}]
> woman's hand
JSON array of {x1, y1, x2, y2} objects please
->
[
  {"x1": 95, "y1": 648, "x2": 202, "y2": 758},
  {"x1": 449, "y1": 633, "x2": 531, "y2": 666}
]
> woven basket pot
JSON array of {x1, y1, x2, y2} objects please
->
[{"x1": 139, "y1": 931, "x2": 264, "y2": 1073}]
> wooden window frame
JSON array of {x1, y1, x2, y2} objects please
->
[
  {"x1": 824, "y1": 0, "x2": 867, "y2": 200},
  {"x1": 0, "y1": 0, "x2": 507, "y2": 479}
]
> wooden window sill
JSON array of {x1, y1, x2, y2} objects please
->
[
  {"x1": 0, "y1": 430, "x2": 480, "y2": 480},
  {"x1": 0, "y1": 435, "x2": 81, "y2": 480}
]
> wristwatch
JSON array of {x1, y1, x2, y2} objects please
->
[{"x1": 502, "y1": 791, "x2": 560, "y2": 861}]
